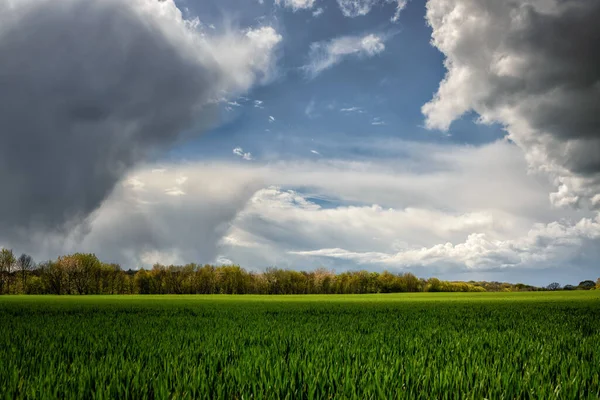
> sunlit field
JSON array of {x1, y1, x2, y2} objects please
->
[{"x1": 2, "y1": 292, "x2": 599, "y2": 399}]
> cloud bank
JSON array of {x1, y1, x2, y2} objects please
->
[
  {"x1": 3, "y1": 137, "x2": 596, "y2": 283},
  {"x1": 0, "y1": 0, "x2": 281, "y2": 237},
  {"x1": 422, "y1": 0, "x2": 600, "y2": 209},
  {"x1": 291, "y1": 216, "x2": 600, "y2": 271}
]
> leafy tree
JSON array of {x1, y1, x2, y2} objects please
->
[
  {"x1": 578, "y1": 280, "x2": 596, "y2": 290},
  {"x1": 426, "y1": 277, "x2": 442, "y2": 292},
  {"x1": 41, "y1": 261, "x2": 65, "y2": 295},
  {"x1": 403, "y1": 273, "x2": 422, "y2": 292},
  {"x1": 134, "y1": 269, "x2": 152, "y2": 294},
  {"x1": 195, "y1": 265, "x2": 217, "y2": 294},
  {"x1": 1, "y1": 251, "x2": 570, "y2": 295}
]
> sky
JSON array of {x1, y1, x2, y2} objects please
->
[{"x1": 1, "y1": 0, "x2": 599, "y2": 286}]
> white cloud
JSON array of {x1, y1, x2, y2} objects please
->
[
  {"x1": 215, "y1": 256, "x2": 234, "y2": 265},
  {"x1": 275, "y1": 0, "x2": 316, "y2": 11},
  {"x1": 165, "y1": 188, "x2": 186, "y2": 196},
  {"x1": 254, "y1": 100, "x2": 264, "y2": 108},
  {"x1": 126, "y1": 177, "x2": 145, "y2": 191},
  {"x1": 390, "y1": 0, "x2": 407, "y2": 22},
  {"x1": 140, "y1": 250, "x2": 183, "y2": 267},
  {"x1": 304, "y1": 33, "x2": 386, "y2": 78},
  {"x1": 422, "y1": 0, "x2": 600, "y2": 209},
  {"x1": 337, "y1": 0, "x2": 375, "y2": 17},
  {"x1": 313, "y1": 7, "x2": 324, "y2": 17},
  {"x1": 371, "y1": 117, "x2": 385, "y2": 126},
  {"x1": 269, "y1": 116, "x2": 276, "y2": 122},
  {"x1": 165, "y1": 175, "x2": 188, "y2": 196},
  {"x1": 336, "y1": 0, "x2": 407, "y2": 21},
  {"x1": 218, "y1": 26, "x2": 283, "y2": 89},
  {"x1": 340, "y1": 107, "x2": 364, "y2": 113},
  {"x1": 233, "y1": 147, "x2": 254, "y2": 161},
  {"x1": 310, "y1": 150, "x2": 321, "y2": 155}
]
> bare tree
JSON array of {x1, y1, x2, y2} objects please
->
[
  {"x1": 546, "y1": 282, "x2": 561, "y2": 291},
  {"x1": 17, "y1": 254, "x2": 35, "y2": 293}
]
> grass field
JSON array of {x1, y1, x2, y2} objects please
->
[{"x1": 1, "y1": 292, "x2": 599, "y2": 399}]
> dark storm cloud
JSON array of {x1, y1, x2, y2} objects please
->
[
  {"x1": 0, "y1": 0, "x2": 280, "y2": 234},
  {"x1": 500, "y1": 2, "x2": 600, "y2": 145}
]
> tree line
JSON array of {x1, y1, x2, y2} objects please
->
[{"x1": 1, "y1": 249, "x2": 599, "y2": 295}]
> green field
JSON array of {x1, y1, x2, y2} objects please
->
[{"x1": 1, "y1": 292, "x2": 599, "y2": 399}]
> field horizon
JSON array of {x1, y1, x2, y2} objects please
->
[{"x1": 2, "y1": 289, "x2": 600, "y2": 302}]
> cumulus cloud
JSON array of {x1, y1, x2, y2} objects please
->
[
  {"x1": 422, "y1": 0, "x2": 600, "y2": 208},
  {"x1": 0, "y1": 0, "x2": 281, "y2": 238},
  {"x1": 303, "y1": 33, "x2": 386, "y2": 78},
  {"x1": 231, "y1": 186, "x2": 506, "y2": 254},
  {"x1": 336, "y1": 0, "x2": 407, "y2": 21},
  {"x1": 275, "y1": 0, "x2": 316, "y2": 11}
]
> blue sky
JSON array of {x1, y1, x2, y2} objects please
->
[
  {"x1": 172, "y1": 0, "x2": 505, "y2": 164},
  {"x1": 2, "y1": 0, "x2": 599, "y2": 286}
]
